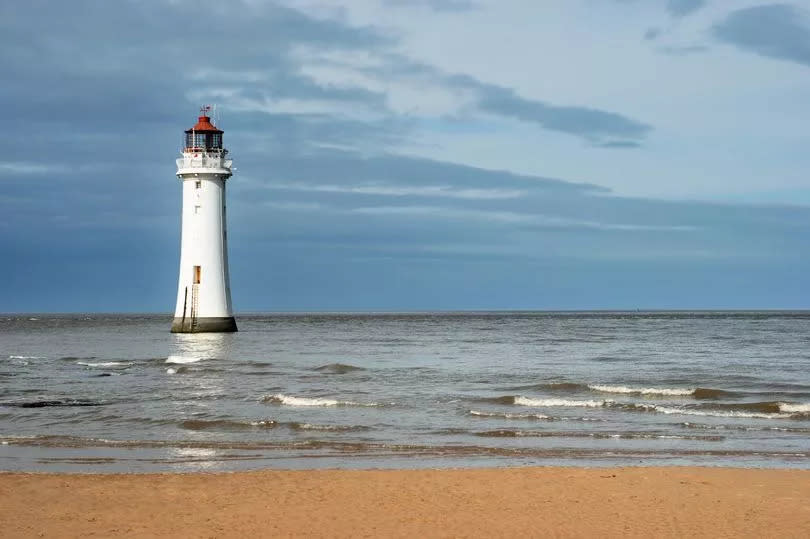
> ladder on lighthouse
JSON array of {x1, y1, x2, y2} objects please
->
[{"x1": 189, "y1": 284, "x2": 200, "y2": 332}]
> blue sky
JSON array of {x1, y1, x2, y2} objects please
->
[{"x1": 2, "y1": 0, "x2": 810, "y2": 311}]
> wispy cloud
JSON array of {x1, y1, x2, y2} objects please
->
[{"x1": 264, "y1": 182, "x2": 526, "y2": 200}]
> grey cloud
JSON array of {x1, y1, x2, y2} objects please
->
[
  {"x1": 713, "y1": 4, "x2": 810, "y2": 67},
  {"x1": 476, "y1": 88, "x2": 652, "y2": 144},
  {"x1": 666, "y1": 0, "x2": 707, "y2": 18},
  {"x1": 644, "y1": 27, "x2": 662, "y2": 40},
  {"x1": 362, "y1": 59, "x2": 653, "y2": 146}
]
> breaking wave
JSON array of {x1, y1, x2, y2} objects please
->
[
  {"x1": 77, "y1": 361, "x2": 132, "y2": 368},
  {"x1": 589, "y1": 385, "x2": 693, "y2": 396},
  {"x1": 515, "y1": 397, "x2": 608, "y2": 408},
  {"x1": 479, "y1": 395, "x2": 609, "y2": 407},
  {"x1": 262, "y1": 394, "x2": 383, "y2": 407},
  {"x1": 780, "y1": 403, "x2": 810, "y2": 414}
]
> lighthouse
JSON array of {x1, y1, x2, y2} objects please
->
[{"x1": 171, "y1": 106, "x2": 237, "y2": 333}]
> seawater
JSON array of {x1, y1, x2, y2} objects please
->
[{"x1": 1, "y1": 312, "x2": 809, "y2": 472}]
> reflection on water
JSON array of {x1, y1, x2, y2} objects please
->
[{"x1": 167, "y1": 332, "x2": 235, "y2": 364}]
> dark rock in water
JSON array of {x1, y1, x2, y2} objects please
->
[{"x1": 313, "y1": 363, "x2": 365, "y2": 374}]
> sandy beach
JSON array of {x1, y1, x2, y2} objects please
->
[{"x1": 1, "y1": 466, "x2": 808, "y2": 538}]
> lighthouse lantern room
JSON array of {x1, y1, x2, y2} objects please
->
[{"x1": 171, "y1": 106, "x2": 237, "y2": 333}]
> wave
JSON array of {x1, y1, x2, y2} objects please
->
[
  {"x1": 501, "y1": 383, "x2": 733, "y2": 399},
  {"x1": 622, "y1": 403, "x2": 792, "y2": 420},
  {"x1": 77, "y1": 361, "x2": 132, "y2": 368},
  {"x1": 505, "y1": 382, "x2": 588, "y2": 392},
  {"x1": 679, "y1": 422, "x2": 810, "y2": 434},
  {"x1": 479, "y1": 395, "x2": 808, "y2": 419},
  {"x1": 8, "y1": 355, "x2": 44, "y2": 360},
  {"x1": 478, "y1": 395, "x2": 609, "y2": 407},
  {"x1": 780, "y1": 403, "x2": 810, "y2": 414},
  {"x1": 262, "y1": 394, "x2": 383, "y2": 407},
  {"x1": 1, "y1": 399, "x2": 105, "y2": 408},
  {"x1": 587, "y1": 385, "x2": 734, "y2": 398},
  {"x1": 468, "y1": 410, "x2": 550, "y2": 420},
  {"x1": 181, "y1": 419, "x2": 278, "y2": 431},
  {"x1": 179, "y1": 418, "x2": 370, "y2": 432},
  {"x1": 589, "y1": 385, "x2": 693, "y2": 396},
  {"x1": 515, "y1": 397, "x2": 608, "y2": 408},
  {"x1": 474, "y1": 429, "x2": 724, "y2": 441},
  {"x1": 289, "y1": 422, "x2": 370, "y2": 432},
  {"x1": 313, "y1": 363, "x2": 366, "y2": 374}
]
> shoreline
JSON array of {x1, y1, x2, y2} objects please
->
[{"x1": 2, "y1": 466, "x2": 809, "y2": 537}]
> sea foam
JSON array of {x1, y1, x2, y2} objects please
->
[
  {"x1": 779, "y1": 403, "x2": 810, "y2": 414},
  {"x1": 514, "y1": 397, "x2": 609, "y2": 408},
  {"x1": 588, "y1": 384, "x2": 694, "y2": 396},
  {"x1": 262, "y1": 394, "x2": 381, "y2": 407},
  {"x1": 77, "y1": 361, "x2": 132, "y2": 368},
  {"x1": 644, "y1": 404, "x2": 792, "y2": 420}
]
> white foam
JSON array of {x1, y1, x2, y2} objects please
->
[
  {"x1": 77, "y1": 361, "x2": 132, "y2": 368},
  {"x1": 469, "y1": 410, "x2": 550, "y2": 420},
  {"x1": 514, "y1": 397, "x2": 608, "y2": 408},
  {"x1": 9, "y1": 355, "x2": 43, "y2": 360},
  {"x1": 649, "y1": 404, "x2": 791, "y2": 420},
  {"x1": 589, "y1": 384, "x2": 694, "y2": 396},
  {"x1": 166, "y1": 368, "x2": 177, "y2": 375},
  {"x1": 265, "y1": 394, "x2": 380, "y2": 407},
  {"x1": 166, "y1": 355, "x2": 201, "y2": 364},
  {"x1": 780, "y1": 403, "x2": 810, "y2": 413}
]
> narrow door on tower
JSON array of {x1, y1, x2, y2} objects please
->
[{"x1": 193, "y1": 266, "x2": 201, "y2": 284}]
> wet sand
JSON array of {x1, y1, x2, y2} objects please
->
[{"x1": 2, "y1": 467, "x2": 809, "y2": 538}]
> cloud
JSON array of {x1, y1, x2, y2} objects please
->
[
  {"x1": 476, "y1": 88, "x2": 652, "y2": 145},
  {"x1": 713, "y1": 4, "x2": 810, "y2": 67},
  {"x1": 383, "y1": 0, "x2": 477, "y2": 11},
  {"x1": 264, "y1": 182, "x2": 527, "y2": 200},
  {"x1": 644, "y1": 27, "x2": 662, "y2": 41},
  {"x1": 666, "y1": 0, "x2": 707, "y2": 18},
  {"x1": 293, "y1": 50, "x2": 653, "y2": 146},
  {"x1": 2, "y1": 0, "x2": 809, "y2": 310}
]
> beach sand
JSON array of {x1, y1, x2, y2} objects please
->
[{"x1": 1, "y1": 467, "x2": 809, "y2": 538}]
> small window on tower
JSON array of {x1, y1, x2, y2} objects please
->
[
  {"x1": 194, "y1": 205, "x2": 201, "y2": 214},
  {"x1": 193, "y1": 266, "x2": 201, "y2": 284},
  {"x1": 195, "y1": 180, "x2": 201, "y2": 189}
]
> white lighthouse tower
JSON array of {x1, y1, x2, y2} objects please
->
[{"x1": 171, "y1": 106, "x2": 237, "y2": 333}]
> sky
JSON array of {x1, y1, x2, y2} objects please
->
[{"x1": 1, "y1": 0, "x2": 810, "y2": 312}]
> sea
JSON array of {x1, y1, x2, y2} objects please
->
[{"x1": 1, "y1": 312, "x2": 809, "y2": 473}]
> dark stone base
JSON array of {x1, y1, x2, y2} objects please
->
[{"x1": 171, "y1": 317, "x2": 238, "y2": 333}]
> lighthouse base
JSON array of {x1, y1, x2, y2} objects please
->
[{"x1": 171, "y1": 317, "x2": 238, "y2": 333}]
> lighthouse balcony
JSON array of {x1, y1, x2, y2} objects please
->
[{"x1": 176, "y1": 155, "x2": 233, "y2": 176}]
